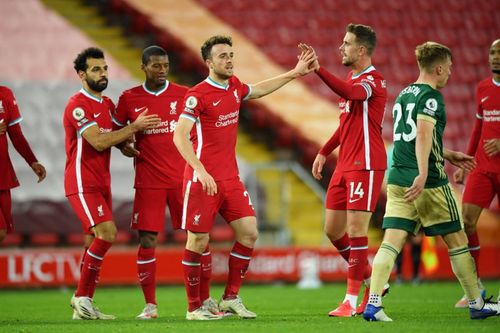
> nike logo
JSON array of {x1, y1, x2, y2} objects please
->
[
  {"x1": 135, "y1": 106, "x2": 148, "y2": 113},
  {"x1": 213, "y1": 100, "x2": 221, "y2": 106},
  {"x1": 93, "y1": 113, "x2": 101, "y2": 118},
  {"x1": 348, "y1": 198, "x2": 362, "y2": 204},
  {"x1": 188, "y1": 282, "x2": 200, "y2": 286},
  {"x1": 481, "y1": 96, "x2": 489, "y2": 103}
]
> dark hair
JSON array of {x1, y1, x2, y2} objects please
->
[
  {"x1": 415, "y1": 41, "x2": 452, "y2": 72},
  {"x1": 346, "y1": 23, "x2": 377, "y2": 56},
  {"x1": 142, "y1": 45, "x2": 168, "y2": 65},
  {"x1": 73, "y1": 47, "x2": 105, "y2": 73},
  {"x1": 201, "y1": 35, "x2": 232, "y2": 61}
]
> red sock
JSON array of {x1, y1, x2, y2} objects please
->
[
  {"x1": 331, "y1": 233, "x2": 350, "y2": 262},
  {"x1": 346, "y1": 237, "x2": 368, "y2": 296},
  {"x1": 200, "y1": 246, "x2": 212, "y2": 303},
  {"x1": 138, "y1": 247, "x2": 156, "y2": 305},
  {"x1": 467, "y1": 231, "x2": 481, "y2": 276},
  {"x1": 183, "y1": 249, "x2": 202, "y2": 312},
  {"x1": 79, "y1": 247, "x2": 88, "y2": 272},
  {"x1": 75, "y1": 238, "x2": 112, "y2": 297},
  {"x1": 224, "y1": 242, "x2": 253, "y2": 299}
]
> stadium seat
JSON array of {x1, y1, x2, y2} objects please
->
[
  {"x1": 3, "y1": 233, "x2": 23, "y2": 247},
  {"x1": 30, "y1": 233, "x2": 60, "y2": 247}
]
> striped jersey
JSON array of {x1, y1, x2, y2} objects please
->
[
  {"x1": 335, "y1": 66, "x2": 387, "y2": 171},
  {"x1": 0, "y1": 86, "x2": 23, "y2": 189},
  {"x1": 63, "y1": 89, "x2": 115, "y2": 195},
  {"x1": 180, "y1": 76, "x2": 251, "y2": 181},
  {"x1": 388, "y1": 83, "x2": 448, "y2": 188}
]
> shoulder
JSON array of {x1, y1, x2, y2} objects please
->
[
  {"x1": 477, "y1": 78, "x2": 493, "y2": 90},
  {"x1": 120, "y1": 85, "x2": 141, "y2": 98},
  {"x1": 169, "y1": 82, "x2": 190, "y2": 96},
  {"x1": 102, "y1": 95, "x2": 115, "y2": 108},
  {"x1": 0, "y1": 86, "x2": 14, "y2": 99}
]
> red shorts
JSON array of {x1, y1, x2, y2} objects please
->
[
  {"x1": 326, "y1": 170, "x2": 384, "y2": 212},
  {"x1": 67, "y1": 190, "x2": 113, "y2": 234},
  {"x1": 182, "y1": 178, "x2": 255, "y2": 232},
  {"x1": 0, "y1": 190, "x2": 13, "y2": 233},
  {"x1": 131, "y1": 187, "x2": 183, "y2": 232},
  {"x1": 462, "y1": 169, "x2": 500, "y2": 209}
]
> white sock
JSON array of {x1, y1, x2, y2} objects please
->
[
  {"x1": 368, "y1": 294, "x2": 382, "y2": 307},
  {"x1": 469, "y1": 296, "x2": 484, "y2": 310},
  {"x1": 344, "y1": 294, "x2": 358, "y2": 308}
]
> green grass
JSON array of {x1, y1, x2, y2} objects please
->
[{"x1": 1, "y1": 282, "x2": 499, "y2": 333}]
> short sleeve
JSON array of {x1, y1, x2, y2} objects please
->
[
  {"x1": 113, "y1": 93, "x2": 129, "y2": 127},
  {"x1": 3, "y1": 88, "x2": 22, "y2": 126},
  {"x1": 416, "y1": 91, "x2": 441, "y2": 124},
  {"x1": 66, "y1": 103, "x2": 97, "y2": 135},
  {"x1": 181, "y1": 90, "x2": 203, "y2": 123}
]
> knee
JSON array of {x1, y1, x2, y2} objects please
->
[
  {"x1": 139, "y1": 232, "x2": 158, "y2": 248},
  {"x1": 187, "y1": 232, "x2": 209, "y2": 253},
  {"x1": 0, "y1": 229, "x2": 6, "y2": 243},
  {"x1": 245, "y1": 228, "x2": 259, "y2": 245},
  {"x1": 324, "y1": 226, "x2": 341, "y2": 241},
  {"x1": 94, "y1": 223, "x2": 117, "y2": 243}
]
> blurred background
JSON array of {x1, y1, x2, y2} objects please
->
[{"x1": 1, "y1": 0, "x2": 499, "y2": 287}]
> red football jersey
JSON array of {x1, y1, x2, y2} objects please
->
[
  {"x1": 474, "y1": 78, "x2": 500, "y2": 173},
  {"x1": 0, "y1": 86, "x2": 23, "y2": 189},
  {"x1": 114, "y1": 82, "x2": 188, "y2": 188},
  {"x1": 336, "y1": 66, "x2": 387, "y2": 171},
  {"x1": 180, "y1": 76, "x2": 251, "y2": 181},
  {"x1": 63, "y1": 89, "x2": 115, "y2": 195}
]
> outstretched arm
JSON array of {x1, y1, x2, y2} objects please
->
[
  {"x1": 247, "y1": 49, "x2": 316, "y2": 99},
  {"x1": 82, "y1": 110, "x2": 160, "y2": 152},
  {"x1": 299, "y1": 43, "x2": 369, "y2": 101}
]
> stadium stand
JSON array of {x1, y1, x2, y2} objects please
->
[{"x1": 1, "y1": 0, "x2": 498, "y2": 247}]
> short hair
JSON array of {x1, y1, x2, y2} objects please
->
[
  {"x1": 346, "y1": 23, "x2": 376, "y2": 56},
  {"x1": 73, "y1": 47, "x2": 105, "y2": 73},
  {"x1": 201, "y1": 35, "x2": 232, "y2": 61},
  {"x1": 415, "y1": 41, "x2": 452, "y2": 72},
  {"x1": 142, "y1": 45, "x2": 168, "y2": 65}
]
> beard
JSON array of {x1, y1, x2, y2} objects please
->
[
  {"x1": 492, "y1": 69, "x2": 500, "y2": 74},
  {"x1": 87, "y1": 77, "x2": 108, "y2": 92}
]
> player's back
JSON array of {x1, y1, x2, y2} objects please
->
[{"x1": 389, "y1": 83, "x2": 447, "y2": 188}]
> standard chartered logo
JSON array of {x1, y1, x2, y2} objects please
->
[
  {"x1": 216, "y1": 110, "x2": 239, "y2": 127},
  {"x1": 142, "y1": 120, "x2": 177, "y2": 134}
]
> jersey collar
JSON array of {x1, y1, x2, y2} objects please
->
[
  {"x1": 142, "y1": 81, "x2": 170, "y2": 96},
  {"x1": 205, "y1": 77, "x2": 229, "y2": 90},
  {"x1": 492, "y1": 77, "x2": 500, "y2": 86},
  {"x1": 80, "y1": 88, "x2": 103, "y2": 103},
  {"x1": 351, "y1": 65, "x2": 376, "y2": 79}
]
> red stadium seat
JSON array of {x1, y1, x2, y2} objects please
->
[
  {"x1": 3, "y1": 233, "x2": 22, "y2": 247},
  {"x1": 30, "y1": 233, "x2": 59, "y2": 246}
]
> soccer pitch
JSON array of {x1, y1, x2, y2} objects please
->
[{"x1": 1, "y1": 282, "x2": 499, "y2": 333}]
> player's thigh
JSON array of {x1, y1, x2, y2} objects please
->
[
  {"x1": 325, "y1": 171, "x2": 347, "y2": 210},
  {"x1": 462, "y1": 169, "x2": 496, "y2": 208},
  {"x1": 416, "y1": 184, "x2": 462, "y2": 236},
  {"x1": 166, "y1": 186, "x2": 183, "y2": 230},
  {"x1": 182, "y1": 180, "x2": 220, "y2": 232},
  {"x1": 67, "y1": 192, "x2": 114, "y2": 234},
  {"x1": 344, "y1": 170, "x2": 384, "y2": 212},
  {"x1": 383, "y1": 184, "x2": 421, "y2": 235},
  {"x1": 324, "y1": 209, "x2": 347, "y2": 238},
  {"x1": 132, "y1": 188, "x2": 168, "y2": 233},
  {"x1": 219, "y1": 179, "x2": 256, "y2": 223},
  {"x1": 0, "y1": 190, "x2": 13, "y2": 233}
]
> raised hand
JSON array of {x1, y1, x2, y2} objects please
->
[
  {"x1": 446, "y1": 151, "x2": 476, "y2": 172},
  {"x1": 294, "y1": 45, "x2": 318, "y2": 76},
  {"x1": 298, "y1": 43, "x2": 320, "y2": 72}
]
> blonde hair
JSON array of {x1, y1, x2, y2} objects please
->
[{"x1": 415, "y1": 42, "x2": 452, "y2": 72}]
